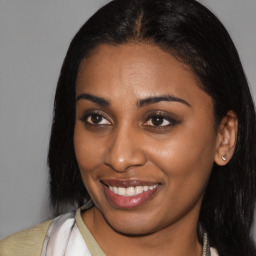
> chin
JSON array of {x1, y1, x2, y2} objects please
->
[{"x1": 101, "y1": 208, "x2": 164, "y2": 236}]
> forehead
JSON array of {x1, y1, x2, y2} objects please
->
[{"x1": 76, "y1": 43, "x2": 212, "y2": 110}]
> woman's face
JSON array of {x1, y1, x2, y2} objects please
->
[{"x1": 74, "y1": 43, "x2": 219, "y2": 235}]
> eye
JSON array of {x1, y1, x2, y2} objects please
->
[
  {"x1": 87, "y1": 113, "x2": 111, "y2": 125},
  {"x1": 143, "y1": 112, "x2": 179, "y2": 129},
  {"x1": 80, "y1": 111, "x2": 112, "y2": 126},
  {"x1": 146, "y1": 116, "x2": 171, "y2": 127}
]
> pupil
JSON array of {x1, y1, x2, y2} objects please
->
[
  {"x1": 91, "y1": 114, "x2": 102, "y2": 123},
  {"x1": 152, "y1": 116, "x2": 163, "y2": 126}
]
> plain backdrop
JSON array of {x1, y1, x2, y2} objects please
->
[{"x1": 0, "y1": 0, "x2": 255, "y2": 240}]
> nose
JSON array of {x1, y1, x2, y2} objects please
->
[{"x1": 103, "y1": 127, "x2": 147, "y2": 172}]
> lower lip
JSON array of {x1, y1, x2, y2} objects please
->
[{"x1": 103, "y1": 185, "x2": 159, "y2": 209}]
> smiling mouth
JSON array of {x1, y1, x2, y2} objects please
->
[{"x1": 101, "y1": 180, "x2": 161, "y2": 209}]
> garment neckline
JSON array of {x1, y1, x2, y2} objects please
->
[{"x1": 76, "y1": 207, "x2": 218, "y2": 256}]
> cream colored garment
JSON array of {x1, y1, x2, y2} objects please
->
[
  {"x1": 0, "y1": 220, "x2": 52, "y2": 256},
  {"x1": 41, "y1": 211, "x2": 100, "y2": 256},
  {"x1": 0, "y1": 208, "x2": 106, "y2": 256},
  {"x1": 41, "y1": 211, "x2": 89, "y2": 255}
]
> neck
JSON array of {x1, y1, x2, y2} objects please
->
[{"x1": 82, "y1": 207, "x2": 202, "y2": 256}]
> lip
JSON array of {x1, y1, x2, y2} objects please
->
[{"x1": 101, "y1": 179, "x2": 161, "y2": 209}]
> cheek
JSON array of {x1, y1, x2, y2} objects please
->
[
  {"x1": 74, "y1": 123, "x2": 104, "y2": 175},
  {"x1": 148, "y1": 126, "x2": 217, "y2": 190},
  {"x1": 146, "y1": 133, "x2": 216, "y2": 219},
  {"x1": 74, "y1": 123, "x2": 105, "y2": 202}
]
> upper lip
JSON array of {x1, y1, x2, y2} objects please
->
[{"x1": 101, "y1": 179, "x2": 161, "y2": 188}]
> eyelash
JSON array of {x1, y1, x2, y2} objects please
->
[{"x1": 80, "y1": 111, "x2": 179, "y2": 130}]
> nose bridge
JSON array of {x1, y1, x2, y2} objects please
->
[{"x1": 104, "y1": 123, "x2": 147, "y2": 172}]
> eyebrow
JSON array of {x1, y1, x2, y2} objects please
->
[
  {"x1": 76, "y1": 93, "x2": 191, "y2": 108},
  {"x1": 138, "y1": 95, "x2": 191, "y2": 107},
  {"x1": 76, "y1": 93, "x2": 110, "y2": 107}
]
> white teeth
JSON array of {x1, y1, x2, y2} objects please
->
[
  {"x1": 143, "y1": 186, "x2": 149, "y2": 192},
  {"x1": 149, "y1": 185, "x2": 158, "y2": 190},
  {"x1": 117, "y1": 187, "x2": 126, "y2": 196},
  {"x1": 113, "y1": 187, "x2": 118, "y2": 194},
  {"x1": 126, "y1": 187, "x2": 135, "y2": 196},
  {"x1": 135, "y1": 186, "x2": 143, "y2": 195},
  {"x1": 108, "y1": 184, "x2": 158, "y2": 197}
]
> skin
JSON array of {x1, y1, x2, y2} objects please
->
[{"x1": 74, "y1": 43, "x2": 237, "y2": 256}]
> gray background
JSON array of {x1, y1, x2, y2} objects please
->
[{"x1": 0, "y1": 0, "x2": 255, "y2": 240}]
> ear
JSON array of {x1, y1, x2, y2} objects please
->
[{"x1": 215, "y1": 110, "x2": 238, "y2": 166}]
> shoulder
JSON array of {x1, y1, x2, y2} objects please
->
[{"x1": 0, "y1": 220, "x2": 52, "y2": 256}]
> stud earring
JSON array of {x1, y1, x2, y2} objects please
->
[{"x1": 221, "y1": 155, "x2": 227, "y2": 161}]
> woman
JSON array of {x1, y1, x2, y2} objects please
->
[{"x1": 1, "y1": 0, "x2": 256, "y2": 255}]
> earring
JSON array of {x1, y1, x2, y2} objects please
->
[{"x1": 221, "y1": 155, "x2": 227, "y2": 161}]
